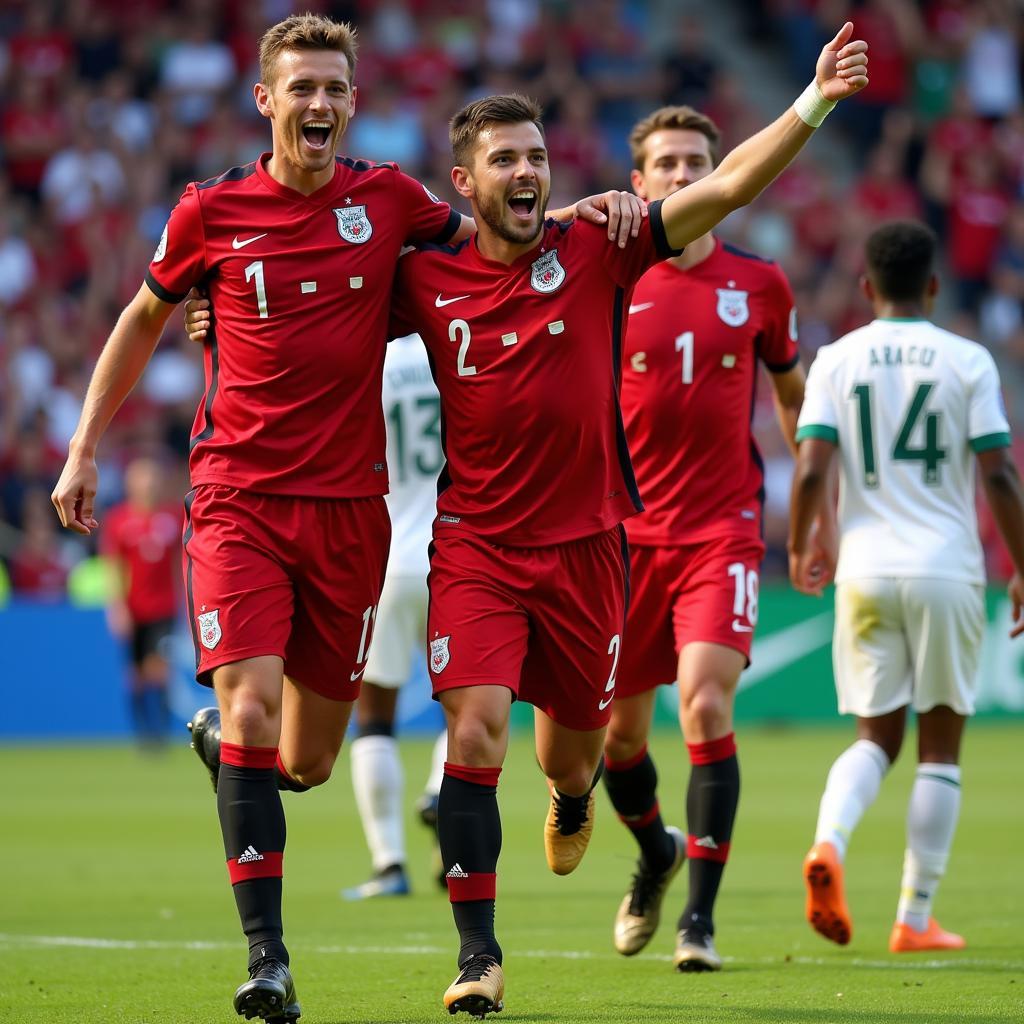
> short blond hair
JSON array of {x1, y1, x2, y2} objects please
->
[
  {"x1": 450, "y1": 93, "x2": 544, "y2": 168},
  {"x1": 259, "y1": 13, "x2": 358, "y2": 88},
  {"x1": 628, "y1": 106, "x2": 721, "y2": 171}
]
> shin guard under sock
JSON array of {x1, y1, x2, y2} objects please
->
[{"x1": 604, "y1": 746, "x2": 676, "y2": 873}]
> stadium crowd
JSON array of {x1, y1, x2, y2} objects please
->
[{"x1": 1, "y1": 0, "x2": 1022, "y2": 597}]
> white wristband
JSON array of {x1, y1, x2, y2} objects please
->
[{"x1": 793, "y1": 81, "x2": 836, "y2": 128}]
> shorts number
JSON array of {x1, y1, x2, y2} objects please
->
[
  {"x1": 355, "y1": 604, "x2": 378, "y2": 663},
  {"x1": 600, "y1": 634, "x2": 620, "y2": 710},
  {"x1": 449, "y1": 319, "x2": 477, "y2": 377},
  {"x1": 727, "y1": 562, "x2": 759, "y2": 625}
]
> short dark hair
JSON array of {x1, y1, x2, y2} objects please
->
[
  {"x1": 450, "y1": 94, "x2": 544, "y2": 168},
  {"x1": 628, "y1": 105, "x2": 721, "y2": 170},
  {"x1": 259, "y1": 13, "x2": 358, "y2": 88},
  {"x1": 865, "y1": 221, "x2": 938, "y2": 302}
]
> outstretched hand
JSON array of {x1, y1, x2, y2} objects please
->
[{"x1": 816, "y1": 22, "x2": 869, "y2": 103}]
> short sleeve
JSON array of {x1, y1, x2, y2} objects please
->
[
  {"x1": 968, "y1": 348, "x2": 1012, "y2": 452},
  {"x1": 599, "y1": 198, "x2": 683, "y2": 289},
  {"x1": 144, "y1": 183, "x2": 206, "y2": 304},
  {"x1": 796, "y1": 347, "x2": 839, "y2": 445},
  {"x1": 758, "y1": 264, "x2": 800, "y2": 373},
  {"x1": 395, "y1": 171, "x2": 461, "y2": 246}
]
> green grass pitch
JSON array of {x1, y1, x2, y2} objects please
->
[{"x1": 3, "y1": 725, "x2": 1022, "y2": 1023}]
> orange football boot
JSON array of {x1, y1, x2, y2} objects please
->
[
  {"x1": 803, "y1": 841, "x2": 852, "y2": 945},
  {"x1": 889, "y1": 918, "x2": 965, "y2": 953}
]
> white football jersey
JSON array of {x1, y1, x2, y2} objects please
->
[
  {"x1": 382, "y1": 335, "x2": 442, "y2": 577},
  {"x1": 797, "y1": 318, "x2": 1011, "y2": 584}
]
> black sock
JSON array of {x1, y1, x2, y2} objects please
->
[
  {"x1": 219, "y1": 742, "x2": 289, "y2": 969},
  {"x1": 438, "y1": 763, "x2": 502, "y2": 966},
  {"x1": 604, "y1": 746, "x2": 676, "y2": 873},
  {"x1": 679, "y1": 734, "x2": 740, "y2": 936}
]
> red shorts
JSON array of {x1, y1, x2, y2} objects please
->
[
  {"x1": 617, "y1": 534, "x2": 765, "y2": 698},
  {"x1": 426, "y1": 528, "x2": 629, "y2": 731},
  {"x1": 182, "y1": 485, "x2": 390, "y2": 700}
]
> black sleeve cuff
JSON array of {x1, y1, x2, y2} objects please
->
[
  {"x1": 430, "y1": 208, "x2": 463, "y2": 245},
  {"x1": 648, "y1": 199, "x2": 685, "y2": 259},
  {"x1": 145, "y1": 270, "x2": 189, "y2": 305},
  {"x1": 765, "y1": 352, "x2": 801, "y2": 374}
]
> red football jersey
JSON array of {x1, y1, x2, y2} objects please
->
[
  {"x1": 390, "y1": 202, "x2": 681, "y2": 546},
  {"x1": 146, "y1": 154, "x2": 459, "y2": 497},
  {"x1": 621, "y1": 238, "x2": 799, "y2": 545},
  {"x1": 102, "y1": 502, "x2": 182, "y2": 623}
]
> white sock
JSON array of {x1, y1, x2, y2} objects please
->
[
  {"x1": 350, "y1": 734, "x2": 405, "y2": 873},
  {"x1": 896, "y1": 763, "x2": 961, "y2": 932},
  {"x1": 424, "y1": 729, "x2": 447, "y2": 797},
  {"x1": 814, "y1": 739, "x2": 890, "y2": 861}
]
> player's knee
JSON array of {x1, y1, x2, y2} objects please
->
[
  {"x1": 447, "y1": 715, "x2": 504, "y2": 765},
  {"x1": 680, "y1": 680, "x2": 731, "y2": 734},
  {"x1": 604, "y1": 721, "x2": 646, "y2": 764},
  {"x1": 220, "y1": 689, "x2": 279, "y2": 743}
]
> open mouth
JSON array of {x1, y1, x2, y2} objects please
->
[
  {"x1": 507, "y1": 188, "x2": 537, "y2": 220},
  {"x1": 301, "y1": 121, "x2": 332, "y2": 150}
]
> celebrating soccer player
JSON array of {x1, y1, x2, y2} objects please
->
[
  {"x1": 384, "y1": 23, "x2": 867, "y2": 1015},
  {"x1": 790, "y1": 220, "x2": 1024, "y2": 952},
  {"x1": 598, "y1": 102, "x2": 834, "y2": 972}
]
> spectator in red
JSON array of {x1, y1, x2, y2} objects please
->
[
  {"x1": 8, "y1": 488, "x2": 73, "y2": 601},
  {"x1": 1, "y1": 77, "x2": 66, "y2": 203},
  {"x1": 101, "y1": 455, "x2": 182, "y2": 747},
  {"x1": 852, "y1": 144, "x2": 924, "y2": 225},
  {"x1": 7, "y1": 4, "x2": 74, "y2": 92}
]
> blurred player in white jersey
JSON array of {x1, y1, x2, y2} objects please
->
[
  {"x1": 343, "y1": 333, "x2": 448, "y2": 899},
  {"x1": 789, "y1": 220, "x2": 1024, "y2": 952}
]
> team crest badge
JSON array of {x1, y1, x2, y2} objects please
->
[
  {"x1": 430, "y1": 635, "x2": 451, "y2": 674},
  {"x1": 335, "y1": 205, "x2": 373, "y2": 244},
  {"x1": 716, "y1": 288, "x2": 749, "y2": 327},
  {"x1": 197, "y1": 609, "x2": 222, "y2": 650},
  {"x1": 530, "y1": 250, "x2": 566, "y2": 293}
]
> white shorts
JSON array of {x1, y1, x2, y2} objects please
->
[
  {"x1": 364, "y1": 572, "x2": 429, "y2": 688},
  {"x1": 833, "y1": 578, "x2": 985, "y2": 717}
]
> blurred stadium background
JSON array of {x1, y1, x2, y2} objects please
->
[{"x1": 1, "y1": 0, "x2": 1024, "y2": 740}]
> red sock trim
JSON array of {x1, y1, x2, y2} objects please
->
[
  {"x1": 446, "y1": 871, "x2": 497, "y2": 902},
  {"x1": 221, "y1": 742, "x2": 277, "y2": 770},
  {"x1": 604, "y1": 744, "x2": 649, "y2": 772},
  {"x1": 227, "y1": 850, "x2": 283, "y2": 884},
  {"x1": 275, "y1": 752, "x2": 301, "y2": 787},
  {"x1": 619, "y1": 801, "x2": 660, "y2": 829},
  {"x1": 686, "y1": 733, "x2": 736, "y2": 766},
  {"x1": 687, "y1": 835, "x2": 731, "y2": 864},
  {"x1": 444, "y1": 762, "x2": 501, "y2": 787}
]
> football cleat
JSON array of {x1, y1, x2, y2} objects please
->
[
  {"x1": 443, "y1": 954, "x2": 504, "y2": 1018},
  {"x1": 187, "y1": 706, "x2": 222, "y2": 793},
  {"x1": 233, "y1": 958, "x2": 300, "y2": 1023},
  {"x1": 889, "y1": 918, "x2": 965, "y2": 953},
  {"x1": 543, "y1": 781, "x2": 595, "y2": 876},
  {"x1": 803, "y1": 841, "x2": 852, "y2": 945},
  {"x1": 341, "y1": 865, "x2": 411, "y2": 901},
  {"x1": 614, "y1": 826, "x2": 687, "y2": 955},
  {"x1": 673, "y1": 927, "x2": 723, "y2": 972}
]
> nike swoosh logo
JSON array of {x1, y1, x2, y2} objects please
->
[
  {"x1": 731, "y1": 620, "x2": 753, "y2": 633},
  {"x1": 232, "y1": 233, "x2": 268, "y2": 249},
  {"x1": 350, "y1": 667, "x2": 366, "y2": 681},
  {"x1": 435, "y1": 293, "x2": 470, "y2": 307},
  {"x1": 628, "y1": 302, "x2": 655, "y2": 314},
  {"x1": 598, "y1": 693, "x2": 615, "y2": 711}
]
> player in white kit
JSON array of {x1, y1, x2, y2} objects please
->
[
  {"x1": 343, "y1": 334, "x2": 448, "y2": 899},
  {"x1": 788, "y1": 220, "x2": 1024, "y2": 952}
]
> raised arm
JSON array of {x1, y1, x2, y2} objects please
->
[
  {"x1": 51, "y1": 283, "x2": 178, "y2": 534},
  {"x1": 661, "y1": 22, "x2": 868, "y2": 251}
]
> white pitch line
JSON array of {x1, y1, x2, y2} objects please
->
[{"x1": 0, "y1": 935, "x2": 1018, "y2": 971}]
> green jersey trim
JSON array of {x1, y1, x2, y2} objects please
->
[
  {"x1": 796, "y1": 423, "x2": 839, "y2": 445},
  {"x1": 969, "y1": 431, "x2": 1012, "y2": 453}
]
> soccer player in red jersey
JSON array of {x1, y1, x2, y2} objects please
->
[
  {"x1": 101, "y1": 455, "x2": 181, "y2": 747},
  {"x1": 50, "y1": 14, "x2": 476, "y2": 1023},
  {"x1": 601, "y1": 105, "x2": 836, "y2": 973},
  {"x1": 386, "y1": 25, "x2": 867, "y2": 1015}
]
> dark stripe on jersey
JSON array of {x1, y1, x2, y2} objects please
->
[
  {"x1": 611, "y1": 286, "x2": 644, "y2": 514},
  {"x1": 617, "y1": 523, "x2": 632, "y2": 624},
  {"x1": 337, "y1": 155, "x2": 398, "y2": 173},
  {"x1": 764, "y1": 351, "x2": 801, "y2": 374},
  {"x1": 428, "y1": 207, "x2": 463, "y2": 245},
  {"x1": 542, "y1": 217, "x2": 573, "y2": 235},
  {"x1": 648, "y1": 199, "x2": 685, "y2": 260},
  {"x1": 416, "y1": 236, "x2": 472, "y2": 256},
  {"x1": 190, "y1": 321, "x2": 220, "y2": 453},
  {"x1": 196, "y1": 162, "x2": 257, "y2": 191},
  {"x1": 747, "y1": 354, "x2": 766, "y2": 537},
  {"x1": 181, "y1": 489, "x2": 201, "y2": 675},
  {"x1": 722, "y1": 241, "x2": 774, "y2": 264},
  {"x1": 145, "y1": 271, "x2": 189, "y2": 306}
]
